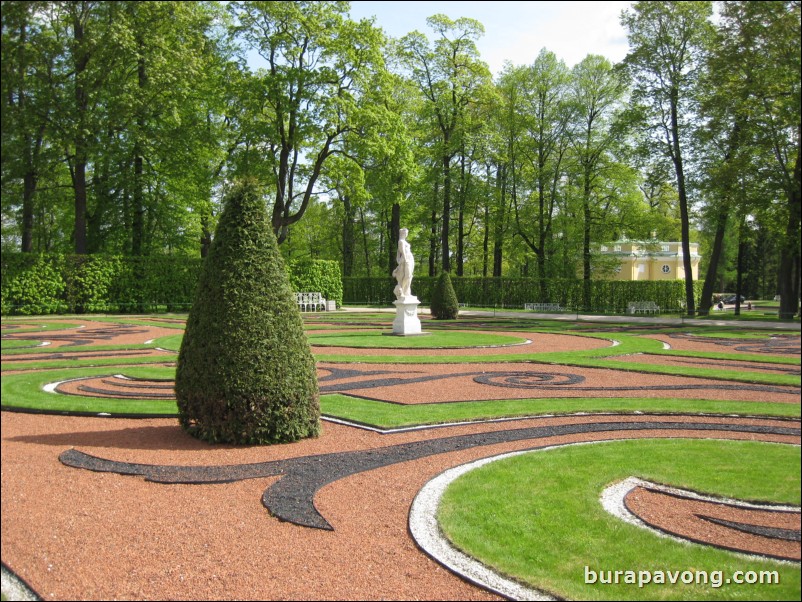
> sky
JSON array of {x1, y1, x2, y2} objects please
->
[{"x1": 348, "y1": 0, "x2": 636, "y2": 74}]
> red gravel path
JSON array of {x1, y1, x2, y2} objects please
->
[{"x1": 1, "y1": 317, "x2": 799, "y2": 600}]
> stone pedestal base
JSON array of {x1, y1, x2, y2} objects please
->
[{"x1": 392, "y1": 297, "x2": 423, "y2": 335}]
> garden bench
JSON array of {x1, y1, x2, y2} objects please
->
[
  {"x1": 525, "y1": 303, "x2": 562, "y2": 312},
  {"x1": 627, "y1": 301, "x2": 660, "y2": 315},
  {"x1": 296, "y1": 292, "x2": 327, "y2": 312}
]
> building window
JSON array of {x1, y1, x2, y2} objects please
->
[
  {"x1": 614, "y1": 245, "x2": 621, "y2": 252},
  {"x1": 638, "y1": 264, "x2": 646, "y2": 273},
  {"x1": 661, "y1": 244, "x2": 670, "y2": 252},
  {"x1": 601, "y1": 245, "x2": 608, "y2": 252},
  {"x1": 662, "y1": 265, "x2": 671, "y2": 274}
]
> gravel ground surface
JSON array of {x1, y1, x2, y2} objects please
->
[{"x1": 2, "y1": 316, "x2": 799, "y2": 600}]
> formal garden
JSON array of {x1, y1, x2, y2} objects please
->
[
  {"x1": 2, "y1": 137, "x2": 800, "y2": 602},
  {"x1": 3, "y1": 1, "x2": 800, "y2": 600},
  {"x1": 2, "y1": 309, "x2": 801, "y2": 599}
]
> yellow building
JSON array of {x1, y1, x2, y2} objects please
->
[{"x1": 598, "y1": 239, "x2": 701, "y2": 281}]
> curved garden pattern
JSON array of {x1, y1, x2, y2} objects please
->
[{"x1": 1, "y1": 312, "x2": 800, "y2": 600}]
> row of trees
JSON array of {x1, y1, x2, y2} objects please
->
[{"x1": 2, "y1": 1, "x2": 800, "y2": 316}]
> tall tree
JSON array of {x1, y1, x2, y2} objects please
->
[
  {"x1": 730, "y1": 0, "x2": 801, "y2": 319},
  {"x1": 696, "y1": 1, "x2": 800, "y2": 318},
  {"x1": 63, "y1": 1, "x2": 102, "y2": 254},
  {"x1": 569, "y1": 55, "x2": 629, "y2": 308},
  {"x1": 622, "y1": 1, "x2": 714, "y2": 316},
  {"x1": 492, "y1": 64, "x2": 528, "y2": 279},
  {"x1": 695, "y1": 1, "x2": 754, "y2": 315},
  {"x1": 231, "y1": 1, "x2": 388, "y2": 244},
  {"x1": 399, "y1": 14, "x2": 491, "y2": 273},
  {"x1": 512, "y1": 50, "x2": 572, "y2": 295},
  {"x1": 1, "y1": 1, "x2": 59, "y2": 252}
]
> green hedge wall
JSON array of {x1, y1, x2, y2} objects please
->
[
  {"x1": 288, "y1": 259, "x2": 343, "y2": 308},
  {"x1": 1, "y1": 254, "x2": 66, "y2": 315},
  {"x1": 343, "y1": 276, "x2": 704, "y2": 313},
  {"x1": 1, "y1": 253, "x2": 341, "y2": 315},
  {"x1": 1, "y1": 252, "x2": 702, "y2": 315}
]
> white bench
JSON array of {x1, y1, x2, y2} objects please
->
[
  {"x1": 525, "y1": 303, "x2": 562, "y2": 312},
  {"x1": 627, "y1": 301, "x2": 660, "y2": 315},
  {"x1": 296, "y1": 292, "x2": 327, "y2": 312}
]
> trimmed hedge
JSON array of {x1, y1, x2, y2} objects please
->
[
  {"x1": 175, "y1": 179, "x2": 320, "y2": 445},
  {"x1": 1, "y1": 252, "x2": 705, "y2": 316},
  {"x1": 430, "y1": 271, "x2": 459, "y2": 319},
  {"x1": 288, "y1": 259, "x2": 343, "y2": 308},
  {"x1": 1, "y1": 255, "x2": 66, "y2": 315},
  {"x1": 1, "y1": 253, "x2": 339, "y2": 315},
  {"x1": 343, "y1": 276, "x2": 705, "y2": 313}
]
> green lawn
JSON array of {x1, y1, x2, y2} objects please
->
[
  {"x1": 1, "y1": 313, "x2": 799, "y2": 602},
  {"x1": 0, "y1": 366, "x2": 178, "y2": 415},
  {"x1": 321, "y1": 394, "x2": 801, "y2": 428},
  {"x1": 438, "y1": 439, "x2": 801, "y2": 600},
  {"x1": 2, "y1": 315, "x2": 798, "y2": 418},
  {"x1": 307, "y1": 330, "x2": 529, "y2": 348}
]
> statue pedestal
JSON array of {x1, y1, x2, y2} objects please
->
[{"x1": 391, "y1": 297, "x2": 423, "y2": 336}]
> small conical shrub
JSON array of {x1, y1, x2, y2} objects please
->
[
  {"x1": 430, "y1": 271, "x2": 459, "y2": 320},
  {"x1": 175, "y1": 179, "x2": 320, "y2": 445}
]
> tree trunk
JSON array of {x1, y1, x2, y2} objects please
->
[
  {"x1": 669, "y1": 92, "x2": 696, "y2": 316},
  {"x1": 18, "y1": 19, "x2": 35, "y2": 253},
  {"x1": 73, "y1": 153, "x2": 88, "y2": 255},
  {"x1": 200, "y1": 216, "x2": 212, "y2": 259},
  {"x1": 341, "y1": 195, "x2": 355, "y2": 277},
  {"x1": 482, "y1": 197, "x2": 489, "y2": 279},
  {"x1": 441, "y1": 153, "x2": 452, "y2": 273},
  {"x1": 21, "y1": 172, "x2": 36, "y2": 252},
  {"x1": 132, "y1": 38, "x2": 147, "y2": 257},
  {"x1": 456, "y1": 151, "x2": 468, "y2": 277},
  {"x1": 71, "y1": 8, "x2": 89, "y2": 255},
  {"x1": 493, "y1": 163, "x2": 507, "y2": 278},
  {"x1": 359, "y1": 207, "x2": 371, "y2": 277},
  {"x1": 429, "y1": 177, "x2": 439, "y2": 277},
  {"x1": 697, "y1": 207, "x2": 728, "y2": 316},
  {"x1": 735, "y1": 220, "x2": 745, "y2": 316},
  {"x1": 582, "y1": 168, "x2": 592, "y2": 311},
  {"x1": 778, "y1": 126, "x2": 801, "y2": 320}
]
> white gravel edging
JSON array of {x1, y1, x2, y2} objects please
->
[
  {"x1": 600, "y1": 475, "x2": 801, "y2": 566},
  {"x1": 1, "y1": 564, "x2": 40, "y2": 601},
  {"x1": 409, "y1": 450, "x2": 557, "y2": 601}
]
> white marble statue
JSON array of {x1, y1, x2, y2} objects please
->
[{"x1": 392, "y1": 228, "x2": 415, "y2": 300}]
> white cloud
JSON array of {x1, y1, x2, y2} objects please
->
[{"x1": 350, "y1": 1, "x2": 634, "y2": 74}]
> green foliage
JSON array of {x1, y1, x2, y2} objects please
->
[
  {"x1": 231, "y1": 1, "x2": 389, "y2": 243},
  {"x1": 0, "y1": 255, "x2": 707, "y2": 317},
  {"x1": 1, "y1": 255, "x2": 65, "y2": 315},
  {"x1": 430, "y1": 271, "x2": 459, "y2": 319},
  {"x1": 63, "y1": 255, "x2": 122, "y2": 314},
  {"x1": 288, "y1": 259, "x2": 343, "y2": 308},
  {"x1": 343, "y1": 276, "x2": 703, "y2": 312},
  {"x1": 439, "y1": 440, "x2": 801, "y2": 600},
  {"x1": 1, "y1": 253, "x2": 324, "y2": 315},
  {"x1": 342, "y1": 277, "x2": 397, "y2": 305},
  {"x1": 175, "y1": 180, "x2": 320, "y2": 445}
]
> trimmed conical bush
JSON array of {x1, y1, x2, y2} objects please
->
[
  {"x1": 175, "y1": 179, "x2": 320, "y2": 445},
  {"x1": 430, "y1": 271, "x2": 459, "y2": 320}
]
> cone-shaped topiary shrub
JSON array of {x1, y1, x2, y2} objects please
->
[
  {"x1": 175, "y1": 179, "x2": 320, "y2": 445},
  {"x1": 430, "y1": 271, "x2": 459, "y2": 320}
]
